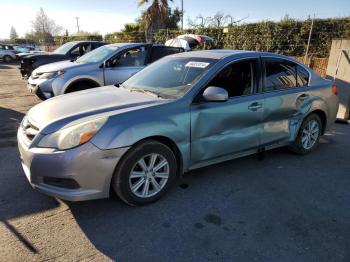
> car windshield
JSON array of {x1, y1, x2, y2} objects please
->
[
  {"x1": 76, "y1": 45, "x2": 119, "y2": 64},
  {"x1": 53, "y1": 42, "x2": 76, "y2": 54},
  {"x1": 15, "y1": 46, "x2": 29, "y2": 52},
  {"x1": 122, "y1": 57, "x2": 218, "y2": 99}
]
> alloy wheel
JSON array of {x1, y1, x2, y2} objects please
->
[
  {"x1": 129, "y1": 153, "x2": 170, "y2": 198},
  {"x1": 301, "y1": 119, "x2": 320, "y2": 150}
]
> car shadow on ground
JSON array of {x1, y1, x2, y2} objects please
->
[
  {"x1": 0, "y1": 106, "x2": 24, "y2": 147},
  {"x1": 0, "y1": 107, "x2": 59, "y2": 254},
  {"x1": 66, "y1": 126, "x2": 350, "y2": 261},
  {"x1": 0, "y1": 65, "x2": 12, "y2": 70}
]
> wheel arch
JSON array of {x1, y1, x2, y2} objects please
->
[
  {"x1": 309, "y1": 109, "x2": 327, "y2": 134},
  {"x1": 64, "y1": 78, "x2": 101, "y2": 93},
  {"x1": 131, "y1": 136, "x2": 184, "y2": 177},
  {"x1": 108, "y1": 135, "x2": 184, "y2": 199}
]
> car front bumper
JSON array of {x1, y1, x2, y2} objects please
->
[
  {"x1": 27, "y1": 77, "x2": 54, "y2": 100},
  {"x1": 17, "y1": 126, "x2": 129, "y2": 201}
]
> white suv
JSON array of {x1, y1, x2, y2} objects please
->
[{"x1": 0, "y1": 44, "x2": 16, "y2": 62}]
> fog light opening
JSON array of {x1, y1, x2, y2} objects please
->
[{"x1": 43, "y1": 177, "x2": 80, "y2": 189}]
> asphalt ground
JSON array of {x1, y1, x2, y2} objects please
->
[{"x1": 0, "y1": 63, "x2": 350, "y2": 261}]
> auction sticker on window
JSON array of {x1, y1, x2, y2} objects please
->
[{"x1": 185, "y1": 61, "x2": 210, "y2": 68}]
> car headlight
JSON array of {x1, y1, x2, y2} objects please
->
[
  {"x1": 38, "y1": 70, "x2": 65, "y2": 79},
  {"x1": 38, "y1": 117, "x2": 108, "y2": 150}
]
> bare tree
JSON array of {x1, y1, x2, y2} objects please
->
[
  {"x1": 187, "y1": 14, "x2": 211, "y2": 29},
  {"x1": 32, "y1": 8, "x2": 62, "y2": 43},
  {"x1": 209, "y1": 12, "x2": 231, "y2": 28},
  {"x1": 9, "y1": 26, "x2": 18, "y2": 41}
]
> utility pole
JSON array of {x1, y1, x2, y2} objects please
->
[
  {"x1": 181, "y1": 0, "x2": 184, "y2": 32},
  {"x1": 74, "y1": 17, "x2": 80, "y2": 33},
  {"x1": 304, "y1": 14, "x2": 315, "y2": 64}
]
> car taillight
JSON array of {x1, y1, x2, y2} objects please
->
[{"x1": 332, "y1": 84, "x2": 338, "y2": 96}]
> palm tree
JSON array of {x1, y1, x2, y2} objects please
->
[{"x1": 138, "y1": 0, "x2": 172, "y2": 42}]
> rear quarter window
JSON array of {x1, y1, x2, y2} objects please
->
[
  {"x1": 264, "y1": 58, "x2": 297, "y2": 91},
  {"x1": 296, "y1": 65, "x2": 309, "y2": 86},
  {"x1": 148, "y1": 47, "x2": 182, "y2": 64}
]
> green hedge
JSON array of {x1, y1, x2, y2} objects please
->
[
  {"x1": 54, "y1": 35, "x2": 103, "y2": 45},
  {"x1": 106, "y1": 17, "x2": 350, "y2": 57}
]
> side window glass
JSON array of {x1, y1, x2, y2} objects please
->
[
  {"x1": 296, "y1": 65, "x2": 309, "y2": 86},
  {"x1": 207, "y1": 60, "x2": 255, "y2": 97},
  {"x1": 110, "y1": 47, "x2": 147, "y2": 67},
  {"x1": 148, "y1": 47, "x2": 180, "y2": 64},
  {"x1": 264, "y1": 59, "x2": 297, "y2": 91},
  {"x1": 70, "y1": 46, "x2": 81, "y2": 57},
  {"x1": 81, "y1": 44, "x2": 92, "y2": 54}
]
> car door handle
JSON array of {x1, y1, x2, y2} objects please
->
[
  {"x1": 248, "y1": 102, "x2": 263, "y2": 111},
  {"x1": 297, "y1": 93, "x2": 310, "y2": 101}
]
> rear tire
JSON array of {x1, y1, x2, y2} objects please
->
[
  {"x1": 111, "y1": 140, "x2": 177, "y2": 206},
  {"x1": 289, "y1": 114, "x2": 322, "y2": 154}
]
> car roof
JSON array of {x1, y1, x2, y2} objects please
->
[
  {"x1": 105, "y1": 43, "x2": 149, "y2": 48},
  {"x1": 170, "y1": 49, "x2": 294, "y2": 60},
  {"x1": 68, "y1": 40, "x2": 105, "y2": 44}
]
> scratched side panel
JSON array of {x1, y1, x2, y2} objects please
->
[{"x1": 261, "y1": 82, "x2": 338, "y2": 146}]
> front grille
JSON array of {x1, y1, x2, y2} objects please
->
[{"x1": 22, "y1": 117, "x2": 39, "y2": 142}]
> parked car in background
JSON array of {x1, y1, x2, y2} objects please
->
[
  {"x1": 15, "y1": 46, "x2": 46, "y2": 59},
  {"x1": 19, "y1": 41, "x2": 107, "y2": 78},
  {"x1": 27, "y1": 43, "x2": 184, "y2": 100},
  {"x1": 18, "y1": 50, "x2": 339, "y2": 205},
  {"x1": 0, "y1": 44, "x2": 16, "y2": 62},
  {"x1": 14, "y1": 45, "x2": 37, "y2": 53}
]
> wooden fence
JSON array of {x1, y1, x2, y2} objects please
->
[{"x1": 293, "y1": 57, "x2": 329, "y2": 78}]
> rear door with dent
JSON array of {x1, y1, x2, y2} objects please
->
[{"x1": 261, "y1": 57, "x2": 311, "y2": 146}]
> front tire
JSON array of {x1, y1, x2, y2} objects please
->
[
  {"x1": 3, "y1": 55, "x2": 12, "y2": 63},
  {"x1": 289, "y1": 114, "x2": 322, "y2": 154},
  {"x1": 112, "y1": 140, "x2": 177, "y2": 206}
]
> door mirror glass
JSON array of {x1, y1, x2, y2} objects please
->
[{"x1": 202, "y1": 86, "x2": 228, "y2": 102}]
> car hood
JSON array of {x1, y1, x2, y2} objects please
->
[
  {"x1": 23, "y1": 53, "x2": 66, "y2": 60},
  {"x1": 33, "y1": 60, "x2": 90, "y2": 74},
  {"x1": 18, "y1": 51, "x2": 47, "y2": 57},
  {"x1": 27, "y1": 86, "x2": 168, "y2": 134}
]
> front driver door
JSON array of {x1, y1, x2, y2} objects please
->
[
  {"x1": 190, "y1": 58, "x2": 264, "y2": 167},
  {"x1": 103, "y1": 46, "x2": 149, "y2": 85}
]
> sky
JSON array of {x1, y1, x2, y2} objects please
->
[{"x1": 0, "y1": 0, "x2": 349, "y2": 40}]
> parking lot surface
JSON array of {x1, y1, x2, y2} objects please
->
[{"x1": 1, "y1": 63, "x2": 350, "y2": 262}]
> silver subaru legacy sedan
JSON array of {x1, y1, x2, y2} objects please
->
[{"x1": 18, "y1": 50, "x2": 339, "y2": 206}]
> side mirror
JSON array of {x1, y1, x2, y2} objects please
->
[
  {"x1": 114, "y1": 81, "x2": 124, "y2": 87},
  {"x1": 202, "y1": 86, "x2": 228, "y2": 102}
]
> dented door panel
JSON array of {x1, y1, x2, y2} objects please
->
[
  {"x1": 190, "y1": 94, "x2": 264, "y2": 165},
  {"x1": 262, "y1": 87, "x2": 310, "y2": 145}
]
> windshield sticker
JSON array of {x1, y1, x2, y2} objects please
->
[{"x1": 185, "y1": 61, "x2": 210, "y2": 68}]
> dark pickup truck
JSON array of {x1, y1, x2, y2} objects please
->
[{"x1": 19, "y1": 41, "x2": 106, "y2": 78}]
